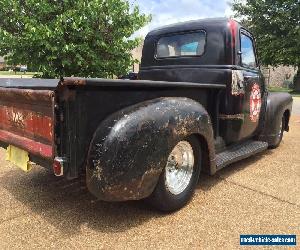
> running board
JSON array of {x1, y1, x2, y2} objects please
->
[{"x1": 216, "y1": 140, "x2": 268, "y2": 170}]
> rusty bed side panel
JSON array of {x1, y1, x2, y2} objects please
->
[
  {"x1": 0, "y1": 106, "x2": 53, "y2": 143},
  {"x1": 0, "y1": 87, "x2": 54, "y2": 102},
  {"x1": 0, "y1": 130, "x2": 52, "y2": 159},
  {"x1": 0, "y1": 87, "x2": 55, "y2": 160},
  {"x1": 60, "y1": 78, "x2": 86, "y2": 86}
]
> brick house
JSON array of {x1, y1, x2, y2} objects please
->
[
  {"x1": 131, "y1": 44, "x2": 143, "y2": 73},
  {"x1": 0, "y1": 56, "x2": 5, "y2": 69},
  {"x1": 262, "y1": 65, "x2": 298, "y2": 87}
]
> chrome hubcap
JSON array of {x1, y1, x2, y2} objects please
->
[{"x1": 165, "y1": 141, "x2": 194, "y2": 195}]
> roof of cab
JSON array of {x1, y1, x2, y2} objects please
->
[{"x1": 147, "y1": 17, "x2": 232, "y2": 37}]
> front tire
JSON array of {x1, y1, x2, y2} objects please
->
[
  {"x1": 146, "y1": 135, "x2": 202, "y2": 212},
  {"x1": 269, "y1": 115, "x2": 285, "y2": 149}
]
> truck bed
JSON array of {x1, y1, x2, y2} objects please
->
[{"x1": 0, "y1": 78, "x2": 225, "y2": 177}]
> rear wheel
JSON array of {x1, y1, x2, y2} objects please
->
[
  {"x1": 269, "y1": 115, "x2": 285, "y2": 149},
  {"x1": 146, "y1": 135, "x2": 201, "y2": 212}
]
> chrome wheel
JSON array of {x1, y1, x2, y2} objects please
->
[
  {"x1": 147, "y1": 135, "x2": 201, "y2": 211},
  {"x1": 165, "y1": 141, "x2": 195, "y2": 195},
  {"x1": 278, "y1": 119, "x2": 283, "y2": 138}
]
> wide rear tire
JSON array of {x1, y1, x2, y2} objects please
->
[{"x1": 146, "y1": 135, "x2": 202, "y2": 212}]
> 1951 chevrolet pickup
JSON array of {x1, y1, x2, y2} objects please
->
[{"x1": 0, "y1": 18, "x2": 293, "y2": 211}]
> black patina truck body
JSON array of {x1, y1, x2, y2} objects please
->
[{"x1": 0, "y1": 18, "x2": 293, "y2": 211}]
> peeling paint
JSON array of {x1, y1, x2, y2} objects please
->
[
  {"x1": 0, "y1": 106, "x2": 53, "y2": 143},
  {"x1": 60, "y1": 78, "x2": 86, "y2": 86},
  {"x1": 86, "y1": 97, "x2": 215, "y2": 201},
  {"x1": 0, "y1": 87, "x2": 54, "y2": 161}
]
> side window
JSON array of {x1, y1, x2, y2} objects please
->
[{"x1": 240, "y1": 33, "x2": 257, "y2": 68}]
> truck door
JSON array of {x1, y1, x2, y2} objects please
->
[
  {"x1": 220, "y1": 29, "x2": 266, "y2": 144},
  {"x1": 238, "y1": 30, "x2": 266, "y2": 141}
]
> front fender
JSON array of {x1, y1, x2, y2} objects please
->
[
  {"x1": 86, "y1": 97, "x2": 215, "y2": 201},
  {"x1": 258, "y1": 92, "x2": 293, "y2": 146}
]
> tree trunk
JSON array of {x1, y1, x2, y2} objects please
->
[{"x1": 294, "y1": 68, "x2": 300, "y2": 91}]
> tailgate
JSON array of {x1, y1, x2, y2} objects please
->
[{"x1": 0, "y1": 87, "x2": 55, "y2": 161}]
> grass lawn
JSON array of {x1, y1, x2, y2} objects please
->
[
  {"x1": 268, "y1": 86, "x2": 300, "y2": 97},
  {"x1": 0, "y1": 71, "x2": 39, "y2": 76}
]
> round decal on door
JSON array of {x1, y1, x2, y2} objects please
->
[{"x1": 250, "y1": 83, "x2": 261, "y2": 122}]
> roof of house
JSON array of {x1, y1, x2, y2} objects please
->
[{"x1": 0, "y1": 57, "x2": 5, "y2": 63}]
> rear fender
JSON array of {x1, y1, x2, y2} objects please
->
[
  {"x1": 258, "y1": 92, "x2": 293, "y2": 146},
  {"x1": 86, "y1": 97, "x2": 215, "y2": 201}
]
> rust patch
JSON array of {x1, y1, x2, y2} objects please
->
[
  {"x1": 0, "y1": 87, "x2": 54, "y2": 104},
  {"x1": 96, "y1": 168, "x2": 162, "y2": 201},
  {"x1": 0, "y1": 86, "x2": 54, "y2": 161},
  {"x1": 0, "y1": 129, "x2": 53, "y2": 159},
  {"x1": 92, "y1": 164, "x2": 104, "y2": 181},
  {"x1": 171, "y1": 114, "x2": 204, "y2": 138},
  {"x1": 219, "y1": 114, "x2": 245, "y2": 120},
  {"x1": 0, "y1": 105, "x2": 53, "y2": 143},
  {"x1": 86, "y1": 97, "x2": 215, "y2": 201},
  {"x1": 60, "y1": 78, "x2": 86, "y2": 86},
  {"x1": 59, "y1": 86, "x2": 77, "y2": 101},
  {"x1": 7, "y1": 109, "x2": 26, "y2": 129}
]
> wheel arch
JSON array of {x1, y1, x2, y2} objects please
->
[
  {"x1": 283, "y1": 109, "x2": 291, "y2": 132},
  {"x1": 192, "y1": 133, "x2": 212, "y2": 175},
  {"x1": 85, "y1": 97, "x2": 216, "y2": 201},
  {"x1": 258, "y1": 92, "x2": 293, "y2": 146}
]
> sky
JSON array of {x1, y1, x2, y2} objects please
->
[{"x1": 129, "y1": 0, "x2": 234, "y2": 37}]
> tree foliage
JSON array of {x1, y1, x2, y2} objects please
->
[
  {"x1": 232, "y1": 0, "x2": 300, "y2": 68},
  {"x1": 0, "y1": 0, "x2": 151, "y2": 78}
]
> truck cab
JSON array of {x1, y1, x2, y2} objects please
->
[
  {"x1": 141, "y1": 18, "x2": 293, "y2": 151},
  {"x1": 0, "y1": 18, "x2": 293, "y2": 212},
  {"x1": 140, "y1": 18, "x2": 281, "y2": 148}
]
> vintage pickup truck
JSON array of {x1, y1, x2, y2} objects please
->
[{"x1": 0, "y1": 18, "x2": 293, "y2": 211}]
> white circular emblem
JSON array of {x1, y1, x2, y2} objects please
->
[{"x1": 250, "y1": 83, "x2": 261, "y2": 122}]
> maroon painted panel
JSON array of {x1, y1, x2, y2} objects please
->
[
  {"x1": 0, "y1": 106, "x2": 53, "y2": 143},
  {"x1": 0, "y1": 129, "x2": 52, "y2": 159},
  {"x1": 0, "y1": 87, "x2": 54, "y2": 159}
]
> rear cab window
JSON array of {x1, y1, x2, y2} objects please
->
[{"x1": 156, "y1": 31, "x2": 206, "y2": 58}]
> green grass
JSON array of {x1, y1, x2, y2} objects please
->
[
  {"x1": 268, "y1": 86, "x2": 300, "y2": 97},
  {"x1": 268, "y1": 86, "x2": 290, "y2": 92},
  {"x1": 290, "y1": 91, "x2": 300, "y2": 98},
  {"x1": 0, "y1": 71, "x2": 39, "y2": 76}
]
